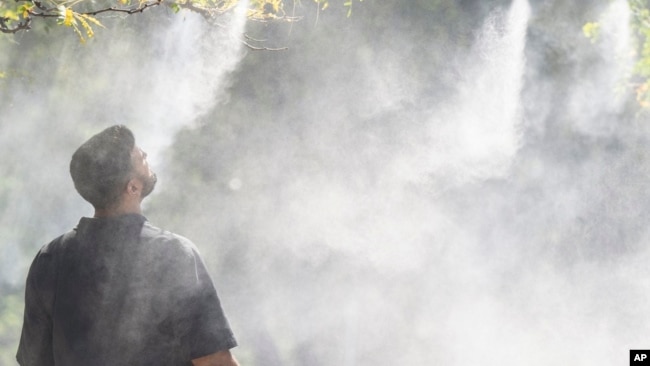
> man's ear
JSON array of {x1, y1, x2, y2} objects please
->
[{"x1": 126, "y1": 178, "x2": 140, "y2": 196}]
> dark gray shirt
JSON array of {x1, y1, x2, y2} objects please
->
[{"x1": 17, "y1": 214, "x2": 237, "y2": 366}]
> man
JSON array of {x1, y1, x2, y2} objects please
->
[{"x1": 17, "y1": 125, "x2": 239, "y2": 366}]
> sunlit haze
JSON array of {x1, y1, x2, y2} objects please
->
[{"x1": 1, "y1": 0, "x2": 647, "y2": 365}]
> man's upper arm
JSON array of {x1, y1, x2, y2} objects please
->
[
  {"x1": 16, "y1": 249, "x2": 57, "y2": 366},
  {"x1": 191, "y1": 350, "x2": 240, "y2": 366},
  {"x1": 173, "y1": 243, "x2": 237, "y2": 360}
]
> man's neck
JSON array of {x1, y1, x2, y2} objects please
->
[{"x1": 94, "y1": 204, "x2": 142, "y2": 218}]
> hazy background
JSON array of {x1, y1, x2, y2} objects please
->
[{"x1": 1, "y1": 0, "x2": 649, "y2": 365}]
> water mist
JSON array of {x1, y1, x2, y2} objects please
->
[{"x1": 2, "y1": 0, "x2": 649, "y2": 365}]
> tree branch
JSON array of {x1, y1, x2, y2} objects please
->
[
  {"x1": 0, "y1": 16, "x2": 31, "y2": 33},
  {"x1": 81, "y1": 0, "x2": 163, "y2": 16},
  {"x1": 243, "y1": 41, "x2": 288, "y2": 51},
  {"x1": 242, "y1": 34, "x2": 288, "y2": 51},
  {"x1": 0, "y1": 0, "x2": 303, "y2": 42},
  {"x1": 1, "y1": 0, "x2": 165, "y2": 34},
  {"x1": 176, "y1": 0, "x2": 231, "y2": 18}
]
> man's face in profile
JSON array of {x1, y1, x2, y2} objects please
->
[{"x1": 131, "y1": 146, "x2": 157, "y2": 198}]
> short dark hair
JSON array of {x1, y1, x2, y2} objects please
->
[{"x1": 70, "y1": 125, "x2": 136, "y2": 209}]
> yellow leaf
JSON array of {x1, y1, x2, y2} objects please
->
[
  {"x1": 78, "y1": 13, "x2": 104, "y2": 29},
  {"x1": 75, "y1": 14, "x2": 94, "y2": 37},
  {"x1": 64, "y1": 9, "x2": 74, "y2": 26},
  {"x1": 71, "y1": 23, "x2": 85, "y2": 43},
  {"x1": 58, "y1": 6, "x2": 76, "y2": 27},
  {"x1": 19, "y1": 4, "x2": 34, "y2": 18},
  {"x1": 3, "y1": 10, "x2": 19, "y2": 21}
]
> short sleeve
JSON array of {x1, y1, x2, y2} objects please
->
[
  {"x1": 175, "y1": 248, "x2": 237, "y2": 360},
  {"x1": 16, "y1": 248, "x2": 57, "y2": 366}
]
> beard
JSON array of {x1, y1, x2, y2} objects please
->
[{"x1": 140, "y1": 172, "x2": 157, "y2": 199}]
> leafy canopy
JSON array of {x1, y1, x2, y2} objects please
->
[{"x1": 0, "y1": 0, "x2": 361, "y2": 42}]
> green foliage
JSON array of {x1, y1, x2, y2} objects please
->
[
  {"x1": 581, "y1": 1, "x2": 650, "y2": 108},
  {"x1": 631, "y1": 0, "x2": 650, "y2": 107}
]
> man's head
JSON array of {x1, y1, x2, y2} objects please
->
[{"x1": 70, "y1": 125, "x2": 157, "y2": 210}]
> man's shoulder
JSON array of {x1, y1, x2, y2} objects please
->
[
  {"x1": 39, "y1": 229, "x2": 77, "y2": 255},
  {"x1": 140, "y1": 221, "x2": 198, "y2": 256},
  {"x1": 27, "y1": 229, "x2": 77, "y2": 281}
]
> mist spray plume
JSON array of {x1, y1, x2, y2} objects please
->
[
  {"x1": 182, "y1": 1, "x2": 649, "y2": 364},
  {"x1": 2, "y1": 0, "x2": 649, "y2": 365},
  {"x1": 414, "y1": 0, "x2": 531, "y2": 187}
]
